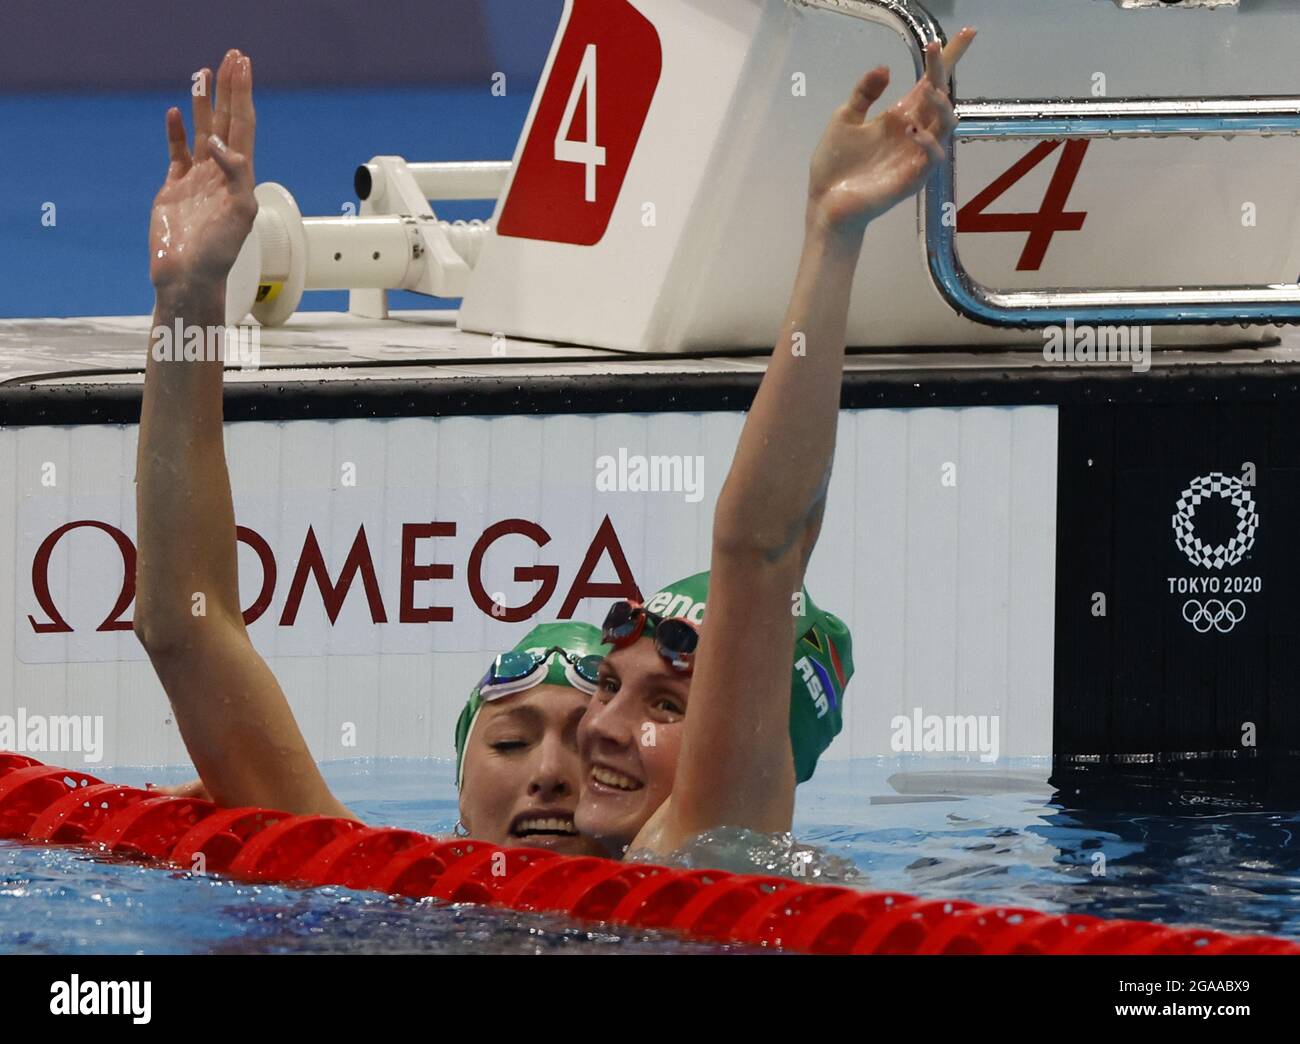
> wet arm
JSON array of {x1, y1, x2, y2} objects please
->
[
  {"x1": 133, "y1": 53, "x2": 353, "y2": 819},
  {"x1": 659, "y1": 34, "x2": 973, "y2": 847}
]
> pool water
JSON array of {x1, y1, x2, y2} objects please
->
[{"x1": 2, "y1": 757, "x2": 1298, "y2": 954}]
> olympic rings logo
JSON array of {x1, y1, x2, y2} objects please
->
[
  {"x1": 1172, "y1": 473, "x2": 1258, "y2": 570},
  {"x1": 1182, "y1": 598, "x2": 1246, "y2": 634}
]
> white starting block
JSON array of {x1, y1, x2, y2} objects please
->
[{"x1": 227, "y1": 0, "x2": 1300, "y2": 350}]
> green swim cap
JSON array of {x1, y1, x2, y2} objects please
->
[
  {"x1": 642, "y1": 571, "x2": 853, "y2": 783},
  {"x1": 454, "y1": 621, "x2": 609, "y2": 789}
]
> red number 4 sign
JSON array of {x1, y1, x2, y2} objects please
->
[
  {"x1": 958, "y1": 140, "x2": 1091, "y2": 271},
  {"x1": 497, "y1": 0, "x2": 663, "y2": 246}
]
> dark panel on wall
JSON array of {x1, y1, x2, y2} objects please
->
[{"x1": 1053, "y1": 400, "x2": 1300, "y2": 809}]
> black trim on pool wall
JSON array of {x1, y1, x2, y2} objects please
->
[{"x1": 9, "y1": 360, "x2": 1300, "y2": 426}]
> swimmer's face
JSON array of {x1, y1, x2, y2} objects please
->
[
  {"x1": 459, "y1": 683, "x2": 605, "y2": 856},
  {"x1": 575, "y1": 638, "x2": 690, "y2": 853}
]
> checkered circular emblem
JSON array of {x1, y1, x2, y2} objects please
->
[{"x1": 1172, "y1": 473, "x2": 1258, "y2": 570}]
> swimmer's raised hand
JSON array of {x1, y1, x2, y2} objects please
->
[
  {"x1": 658, "y1": 29, "x2": 976, "y2": 852},
  {"x1": 806, "y1": 27, "x2": 975, "y2": 237},
  {"x1": 149, "y1": 50, "x2": 257, "y2": 295},
  {"x1": 137, "y1": 48, "x2": 357, "y2": 823}
]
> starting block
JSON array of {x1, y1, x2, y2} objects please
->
[{"x1": 227, "y1": 0, "x2": 1300, "y2": 349}]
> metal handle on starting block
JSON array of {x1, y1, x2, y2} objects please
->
[{"x1": 796, "y1": 0, "x2": 1300, "y2": 327}]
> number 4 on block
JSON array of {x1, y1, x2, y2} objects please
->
[{"x1": 497, "y1": 0, "x2": 662, "y2": 246}]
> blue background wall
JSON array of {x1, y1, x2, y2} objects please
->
[
  {"x1": 0, "y1": 1, "x2": 564, "y2": 89},
  {"x1": 0, "y1": 2, "x2": 566, "y2": 318}
]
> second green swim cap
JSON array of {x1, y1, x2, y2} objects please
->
[
  {"x1": 454, "y1": 620, "x2": 608, "y2": 789},
  {"x1": 642, "y1": 571, "x2": 853, "y2": 783}
]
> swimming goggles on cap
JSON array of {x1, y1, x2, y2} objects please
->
[
  {"x1": 477, "y1": 646, "x2": 603, "y2": 702},
  {"x1": 601, "y1": 600, "x2": 700, "y2": 674}
]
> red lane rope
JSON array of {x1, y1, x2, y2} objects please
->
[{"x1": 1, "y1": 754, "x2": 1296, "y2": 955}]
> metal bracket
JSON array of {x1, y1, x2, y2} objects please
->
[{"x1": 348, "y1": 158, "x2": 510, "y2": 319}]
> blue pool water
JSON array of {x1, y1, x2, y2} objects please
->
[{"x1": 2, "y1": 757, "x2": 1298, "y2": 954}]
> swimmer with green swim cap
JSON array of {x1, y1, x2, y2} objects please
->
[
  {"x1": 152, "y1": 614, "x2": 611, "y2": 855},
  {"x1": 131, "y1": 50, "x2": 621, "y2": 852},
  {"x1": 575, "y1": 571, "x2": 854, "y2": 855},
  {"x1": 452, "y1": 575, "x2": 852, "y2": 859},
  {"x1": 636, "y1": 572, "x2": 854, "y2": 783},
  {"x1": 455, "y1": 621, "x2": 609, "y2": 855},
  {"x1": 568, "y1": 30, "x2": 974, "y2": 859}
]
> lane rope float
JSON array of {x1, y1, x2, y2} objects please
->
[{"x1": 2, "y1": 753, "x2": 1296, "y2": 955}]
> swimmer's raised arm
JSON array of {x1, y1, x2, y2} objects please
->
[
  {"x1": 662, "y1": 32, "x2": 975, "y2": 847},
  {"x1": 134, "y1": 51, "x2": 353, "y2": 819}
]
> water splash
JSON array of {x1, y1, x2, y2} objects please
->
[{"x1": 631, "y1": 825, "x2": 865, "y2": 885}]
